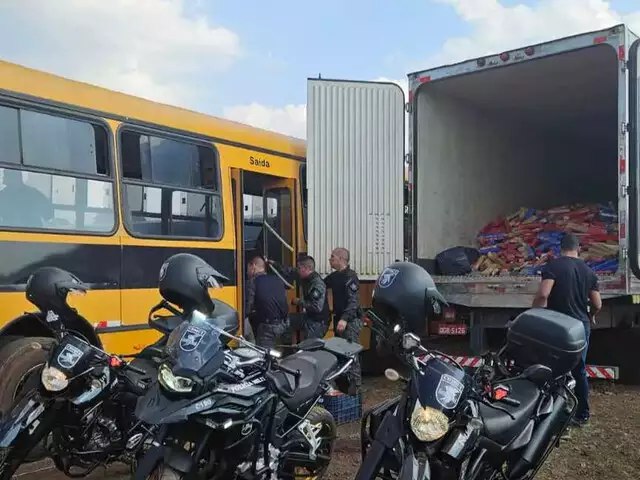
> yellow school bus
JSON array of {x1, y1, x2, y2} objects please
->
[{"x1": 0, "y1": 59, "x2": 309, "y2": 411}]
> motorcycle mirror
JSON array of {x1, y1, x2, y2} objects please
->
[
  {"x1": 385, "y1": 368, "x2": 401, "y2": 382},
  {"x1": 402, "y1": 333, "x2": 421, "y2": 351}
]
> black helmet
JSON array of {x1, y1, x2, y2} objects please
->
[
  {"x1": 371, "y1": 261, "x2": 447, "y2": 334},
  {"x1": 25, "y1": 266, "x2": 88, "y2": 314},
  {"x1": 158, "y1": 253, "x2": 230, "y2": 314}
]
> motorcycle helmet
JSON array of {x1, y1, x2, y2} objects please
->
[
  {"x1": 371, "y1": 261, "x2": 447, "y2": 334},
  {"x1": 25, "y1": 266, "x2": 88, "y2": 314},
  {"x1": 158, "y1": 253, "x2": 230, "y2": 314}
]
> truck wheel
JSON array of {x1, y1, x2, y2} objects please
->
[{"x1": 0, "y1": 337, "x2": 55, "y2": 463}]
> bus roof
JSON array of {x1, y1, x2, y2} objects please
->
[{"x1": 0, "y1": 59, "x2": 307, "y2": 160}]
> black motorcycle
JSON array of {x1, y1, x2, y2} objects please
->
[
  {"x1": 356, "y1": 307, "x2": 584, "y2": 480},
  {"x1": 0, "y1": 270, "x2": 183, "y2": 479},
  {"x1": 134, "y1": 307, "x2": 362, "y2": 480}
]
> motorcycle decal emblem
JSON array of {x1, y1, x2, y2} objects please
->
[
  {"x1": 241, "y1": 423, "x2": 253, "y2": 436},
  {"x1": 57, "y1": 344, "x2": 84, "y2": 369},
  {"x1": 180, "y1": 326, "x2": 207, "y2": 352},
  {"x1": 435, "y1": 374, "x2": 464, "y2": 410},
  {"x1": 378, "y1": 268, "x2": 399, "y2": 289}
]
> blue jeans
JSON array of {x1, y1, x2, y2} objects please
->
[{"x1": 571, "y1": 322, "x2": 591, "y2": 420}]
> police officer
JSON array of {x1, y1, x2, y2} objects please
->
[
  {"x1": 324, "y1": 247, "x2": 363, "y2": 394},
  {"x1": 246, "y1": 256, "x2": 289, "y2": 349},
  {"x1": 292, "y1": 256, "x2": 330, "y2": 339}
]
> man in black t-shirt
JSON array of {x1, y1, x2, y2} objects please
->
[
  {"x1": 533, "y1": 233, "x2": 602, "y2": 426},
  {"x1": 324, "y1": 247, "x2": 363, "y2": 394}
]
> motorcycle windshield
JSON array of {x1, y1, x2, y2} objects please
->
[
  {"x1": 49, "y1": 334, "x2": 97, "y2": 375},
  {"x1": 416, "y1": 357, "x2": 468, "y2": 413},
  {"x1": 165, "y1": 311, "x2": 226, "y2": 376}
]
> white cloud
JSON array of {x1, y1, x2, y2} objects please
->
[
  {"x1": 0, "y1": 0, "x2": 240, "y2": 108},
  {"x1": 428, "y1": 0, "x2": 638, "y2": 68},
  {"x1": 223, "y1": 103, "x2": 307, "y2": 139}
]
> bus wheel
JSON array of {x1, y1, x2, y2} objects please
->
[{"x1": 0, "y1": 337, "x2": 55, "y2": 462}]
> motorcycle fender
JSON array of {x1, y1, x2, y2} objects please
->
[
  {"x1": 374, "y1": 405, "x2": 405, "y2": 449},
  {"x1": 398, "y1": 453, "x2": 431, "y2": 480},
  {"x1": 0, "y1": 392, "x2": 54, "y2": 448},
  {"x1": 355, "y1": 406, "x2": 407, "y2": 480}
]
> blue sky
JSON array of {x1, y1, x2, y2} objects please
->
[
  {"x1": 210, "y1": 0, "x2": 470, "y2": 107},
  {"x1": 1, "y1": 0, "x2": 640, "y2": 138}
]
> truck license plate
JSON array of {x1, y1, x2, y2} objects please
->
[{"x1": 438, "y1": 324, "x2": 467, "y2": 336}]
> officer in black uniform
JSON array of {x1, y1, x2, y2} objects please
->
[
  {"x1": 266, "y1": 255, "x2": 330, "y2": 340},
  {"x1": 324, "y1": 247, "x2": 363, "y2": 394},
  {"x1": 292, "y1": 256, "x2": 330, "y2": 339},
  {"x1": 246, "y1": 256, "x2": 289, "y2": 349}
]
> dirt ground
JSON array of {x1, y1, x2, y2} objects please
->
[{"x1": 15, "y1": 377, "x2": 640, "y2": 480}]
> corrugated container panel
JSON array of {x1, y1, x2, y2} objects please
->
[{"x1": 307, "y1": 79, "x2": 404, "y2": 279}]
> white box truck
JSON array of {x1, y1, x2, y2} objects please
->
[{"x1": 306, "y1": 24, "x2": 640, "y2": 382}]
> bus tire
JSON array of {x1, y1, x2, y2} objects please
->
[
  {"x1": 0, "y1": 337, "x2": 54, "y2": 413},
  {"x1": 0, "y1": 335, "x2": 19, "y2": 355},
  {"x1": 0, "y1": 337, "x2": 55, "y2": 462}
]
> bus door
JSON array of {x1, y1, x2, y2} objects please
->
[
  {"x1": 262, "y1": 177, "x2": 300, "y2": 338},
  {"x1": 232, "y1": 171, "x2": 298, "y2": 334}
]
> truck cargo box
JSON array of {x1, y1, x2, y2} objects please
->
[
  {"x1": 306, "y1": 24, "x2": 640, "y2": 306},
  {"x1": 414, "y1": 44, "x2": 617, "y2": 271}
]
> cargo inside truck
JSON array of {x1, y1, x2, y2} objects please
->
[{"x1": 414, "y1": 43, "x2": 619, "y2": 275}]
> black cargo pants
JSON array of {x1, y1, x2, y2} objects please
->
[
  {"x1": 335, "y1": 317, "x2": 363, "y2": 394},
  {"x1": 256, "y1": 319, "x2": 289, "y2": 350}
]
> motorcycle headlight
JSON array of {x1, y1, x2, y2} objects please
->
[
  {"x1": 410, "y1": 401, "x2": 450, "y2": 442},
  {"x1": 158, "y1": 364, "x2": 194, "y2": 393},
  {"x1": 41, "y1": 366, "x2": 69, "y2": 392}
]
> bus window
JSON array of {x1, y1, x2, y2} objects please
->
[
  {"x1": 120, "y1": 130, "x2": 222, "y2": 239},
  {"x1": 0, "y1": 105, "x2": 114, "y2": 233}
]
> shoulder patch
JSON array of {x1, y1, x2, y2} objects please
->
[
  {"x1": 310, "y1": 288, "x2": 322, "y2": 300},
  {"x1": 348, "y1": 281, "x2": 359, "y2": 293}
]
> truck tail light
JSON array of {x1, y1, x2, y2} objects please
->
[
  {"x1": 524, "y1": 46, "x2": 535, "y2": 56},
  {"x1": 500, "y1": 52, "x2": 510, "y2": 62}
]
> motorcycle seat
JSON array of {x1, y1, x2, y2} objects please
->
[
  {"x1": 478, "y1": 379, "x2": 541, "y2": 446},
  {"x1": 269, "y1": 350, "x2": 338, "y2": 410}
]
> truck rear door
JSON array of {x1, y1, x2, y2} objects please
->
[
  {"x1": 306, "y1": 79, "x2": 405, "y2": 279},
  {"x1": 628, "y1": 41, "x2": 640, "y2": 280}
]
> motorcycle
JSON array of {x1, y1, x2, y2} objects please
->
[
  {"x1": 0, "y1": 270, "x2": 188, "y2": 479},
  {"x1": 356, "y1": 307, "x2": 584, "y2": 480},
  {"x1": 134, "y1": 307, "x2": 362, "y2": 480}
]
